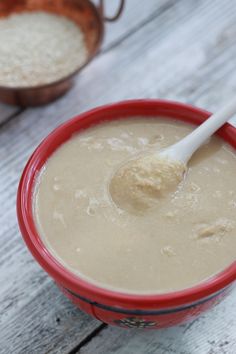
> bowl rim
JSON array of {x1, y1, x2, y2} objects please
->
[
  {"x1": 0, "y1": 0, "x2": 104, "y2": 92},
  {"x1": 17, "y1": 99, "x2": 236, "y2": 309}
]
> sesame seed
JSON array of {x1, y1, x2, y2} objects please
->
[{"x1": 0, "y1": 11, "x2": 88, "y2": 87}]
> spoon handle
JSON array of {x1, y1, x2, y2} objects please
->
[{"x1": 165, "y1": 99, "x2": 236, "y2": 163}]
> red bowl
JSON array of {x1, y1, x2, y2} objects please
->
[{"x1": 17, "y1": 100, "x2": 236, "y2": 329}]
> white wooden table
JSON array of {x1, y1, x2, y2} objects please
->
[{"x1": 1, "y1": 1, "x2": 236, "y2": 353}]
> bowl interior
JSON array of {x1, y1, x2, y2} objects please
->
[{"x1": 0, "y1": 0, "x2": 103, "y2": 61}]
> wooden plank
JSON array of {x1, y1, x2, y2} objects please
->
[
  {"x1": 80, "y1": 288, "x2": 236, "y2": 354},
  {"x1": 1, "y1": 0, "x2": 236, "y2": 353},
  {"x1": 1, "y1": 279, "x2": 99, "y2": 354}
]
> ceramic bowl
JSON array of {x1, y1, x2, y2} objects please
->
[{"x1": 17, "y1": 100, "x2": 236, "y2": 328}]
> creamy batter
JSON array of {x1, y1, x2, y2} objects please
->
[
  {"x1": 34, "y1": 118, "x2": 236, "y2": 293},
  {"x1": 110, "y1": 154, "x2": 186, "y2": 213}
]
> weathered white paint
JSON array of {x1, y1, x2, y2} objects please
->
[{"x1": 0, "y1": 0, "x2": 236, "y2": 353}]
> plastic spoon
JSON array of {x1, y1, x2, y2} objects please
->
[{"x1": 158, "y1": 99, "x2": 236, "y2": 163}]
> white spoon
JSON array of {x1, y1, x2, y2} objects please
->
[
  {"x1": 110, "y1": 100, "x2": 236, "y2": 213},
  {"x1": 158, "y1": 99, "x2": 236, "y2": 163}
]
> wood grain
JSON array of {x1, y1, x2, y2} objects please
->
[
  {"x1": 1, "y1": 0, "x2": 236, "y2": 353},
  {"x1": 1, "y1": 280, "x2": 99, "y2": 354}
]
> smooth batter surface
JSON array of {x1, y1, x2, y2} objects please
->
[{"x1": 34, "y1": 118, "x2": 236, "y2": 293}]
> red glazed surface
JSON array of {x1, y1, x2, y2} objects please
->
[{"x1": 17, "y1": 100, "x2": 236, "y2": 328}]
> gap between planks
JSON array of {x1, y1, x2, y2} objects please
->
[
  {"x1": 0, "y1": 108, "x2": 24, "y2": 130},
  {"x1": 65, "y1": 323, "x2": 107, "y2": 354}
]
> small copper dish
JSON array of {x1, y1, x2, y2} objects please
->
[{"x1": 0, "y1": 0, "x2": 124, "y2": 107}]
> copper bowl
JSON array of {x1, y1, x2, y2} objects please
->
[{"x1": 0, "y1": 0, "x2": 124, "y2": 107}]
